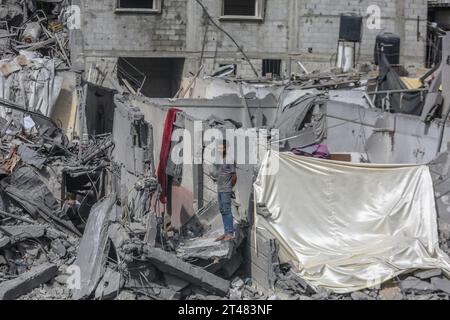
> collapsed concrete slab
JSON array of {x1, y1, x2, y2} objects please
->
[
  {"x1": 1, "y1": 225, "x2": 46, "y2": 242},
  {"x1": 176, "y1": 236, "x2": 233, "y2": 261},
  {"x1": 143, "y1": 247, "x2": 230, "y2": 296},
  {"x1": 0, "y1": 225, "x2": 47, "y2": 250},
  {"x1": 72, "y1": 194, "x2": 116, "y2": 300},
  {"x1": 0, "y1": 263, "x2": 57, "y2": 300}
]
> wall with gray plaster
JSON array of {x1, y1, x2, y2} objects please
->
[
  {"x1": 81, "y1": 0, "x2": 428, "y2": 82},
  {"x1": 82, "y1": 0, "x2": 186, "y2": 55}
]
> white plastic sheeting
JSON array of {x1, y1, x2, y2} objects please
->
[{"x1": 254, "y1": 151, "x2": 450, "y2": 293}]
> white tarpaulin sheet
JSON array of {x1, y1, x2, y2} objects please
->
[{"x1": 254, "y1": 151, "x2": 450, "y2": 293}]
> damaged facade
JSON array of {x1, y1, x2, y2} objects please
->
[
  {"x1": 1, "y1": 0, "x2": 450, "y2": 302},
  {"x1": 80, "y1": 0, "x2": 428, "y2": 94}
]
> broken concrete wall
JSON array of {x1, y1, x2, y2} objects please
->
[
  {"x1": 178, "y1": 77, "x2": 285, "y2": 100},
  {"x1": 132, "y1": 96, "x2": 268, "y2": 227},
  {"x1": 325, "y1": 98, "x2": 450, "y2": 164},
  {"x1": 131, "y1": 99, "x2": 197, "y2": 227},
  {"x1": 50, "y1": 71, "x2": 78, "y2": 141},
  {"x1": 135, "y1": 95, "x2": 278, "y2": 130},
  {"x1": 170, "y1": 112, "x2": 196, "y2": 226},
  {"x1": 72, "y1": 194, "x2": 116, "y2": 300},
  {"x1": 136, "y1": 86, "x2": 450, "y2": 166},
  {"x1": 111, "y1": 95, "x2": 154, "y2": 211},
  {"x1": 244, "y1": 228, "x2": 280, "y2": 293},
  {"x1": 84, "y1": 56, "x2": 118, "y2": 88}
]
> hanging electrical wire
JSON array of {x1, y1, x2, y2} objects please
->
[{"x1": 194, "y1": 0, "x2": 259, "y2": 78}]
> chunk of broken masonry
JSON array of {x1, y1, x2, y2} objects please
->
[
  {"x1": 143, "y1": 246, "x2": 230, "y2": 296},
  {"x1": 400, "y1": 277, "x2": 436, "y2": 293},
  {"x1": 414, "y1": 269, "x2": 443, "y2": 280},
  {"x1": 0, "y1": 263, "x2": 58, "y2": 300},
  {"x1": 350, "y1": 291, "x2": 376, "y2": 300},
  {"x1": 430, "y1": 277, "x2": 450, "y2": 295},
  {"x1": 50, "y1": 239, "x2": 67, "y2": 258},
  {"x1": 1, "y1": 225, "x2": 45, "y2": 242},
  {"x1": 379, "y1": 285, "x2": 403, "y2": 300}
]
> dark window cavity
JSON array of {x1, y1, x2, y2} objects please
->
[
  {"x1": 223, "y1": 0, "x2": 256, "y2": 16},
  {"x1": 262, "y1": 59, "x2": 282, "y2": 77}
]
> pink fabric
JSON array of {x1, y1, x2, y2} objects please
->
[
  {"x1": 314, "y1": 144, "x2": 330, "y2": 159},
  {"x1": 291, "y1": 144, "x2": 330, "y2": 159}
]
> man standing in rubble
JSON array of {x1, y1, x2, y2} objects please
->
[{"x1": 215, "y1": 140, "x2": 237, "y2": 242}]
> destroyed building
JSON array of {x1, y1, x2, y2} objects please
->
[
  {"x1": 1, "y1": 0, "x2": 450, "y2": 302},
  {"x1": 80, "y1": 0, "x2": 428, "y2": 95}
]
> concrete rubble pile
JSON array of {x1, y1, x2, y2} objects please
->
[
  {"x1": 137, "y1": 42, "x2": 450, "y2": 300},
  {"x1": 272, "y1": 266, "x2": 450, "y2": 301},
  {"x1": 0, "y1": 109, "x2": 113, "y2": 300},
  {"x1": 0, "y1": 0, "x2": 72, "y2": 118},
  {"x1": 0, "y1": 91, "x2": 250, "y2": 300},
  {"x1": 3, "y1": 85, "x2": 448, "y2": 300},
  {"x1": 0, "y1": 3, "x2": 81, "y2": 301},
  {"x1": 0, "y1": 94, "x2": 449, "y2": 300},
  {"x1": 1, "y1": 2, "x2": 450, "y2": 302}
]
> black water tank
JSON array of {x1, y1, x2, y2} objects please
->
[
  {"x1": 339, "y1": 14, "x2": 363, "y2": 42},
  {"x1": 374, "y1": 33, "x2": 401, "y2": 65}
]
